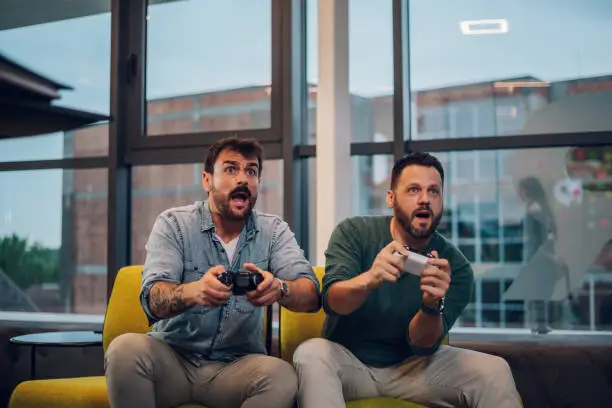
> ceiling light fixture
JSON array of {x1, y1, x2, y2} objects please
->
[{"x1": 459, "y1": 19, "x2": 508, "y2": 35}]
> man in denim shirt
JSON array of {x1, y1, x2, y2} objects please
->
[{"x1": 105, "y1": 137, "x2": 320, "y2": 408}]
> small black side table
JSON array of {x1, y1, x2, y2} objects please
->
[{"x1": 9, "y1": 331, "x2": 103, "y2": 379}]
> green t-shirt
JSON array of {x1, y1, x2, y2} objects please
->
[{"x1": 322, "y1": 215, "x2": 474, "y2": 367}]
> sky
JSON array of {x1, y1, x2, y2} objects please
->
[{"x1": 0, "y1": 0, "x2": 611, "y2": 247}]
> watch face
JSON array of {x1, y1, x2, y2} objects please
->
[{"x1": 280, "y1": 280, "x2": 289, "y2": 297}]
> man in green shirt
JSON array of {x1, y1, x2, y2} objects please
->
[{"x1": 293, "y1": 152, "x2": 521, "y2": 408}]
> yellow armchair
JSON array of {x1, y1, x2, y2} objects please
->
[
  {"x1": 280, "y1": 266, "x2": 445, "y2": 408},
  {"x1": 9, "y1": 266, "x2": 208, "y2": 408}
]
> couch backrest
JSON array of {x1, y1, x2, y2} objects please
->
[
  {"x1": 279, "y1": 266, "x2": 449, "y2": 363},
  {"x1": 103, "y1": 266, "x2": 151, "y2": 352},
  {"x1": 280, "y1": 266, "x2": 326, "y2": 362}
]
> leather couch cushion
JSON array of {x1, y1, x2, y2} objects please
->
[{"x1": 454, "y1": 341, "x2": 612, "y2": 408}]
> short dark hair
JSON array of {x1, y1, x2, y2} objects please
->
[
  {"x1": 390, "y1": 152, "x2": 445, "y2": 190},
  {"x1": 204, "y1": 136, "x2": 264, "y2": 176}
]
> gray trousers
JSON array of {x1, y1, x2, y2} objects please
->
[
  {"x1": 293, "y1": 338, "x2": 522, "y2": 408},
  {"x1": 104, "y1": 333, "x2": 297, "y2": 408}
]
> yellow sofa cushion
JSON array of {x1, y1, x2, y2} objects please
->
[
  {"x1": 102, "y1": 265, "x2": 151, "y2": 352},
  {"x1": 347, "y1": 399, "x2": 427, "y2": 408},
  {"x1": 9, "y1": 377, "x2": 110, "y2": 408},
  {"x1": 280, "y1": 266, "x2": 327, "y2": 362},
  {"x1": 8, "y1": 376, "x2": 207, "y2": 408},
  {"x1": 8, "y1": 377, "x2": 422, "y2": 408}
]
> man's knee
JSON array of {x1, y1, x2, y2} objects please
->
[
  {"x1": 293, "y1": 337, "x2": 336, "y2": 368},
  {"x1": 460, "y1": 349, "x2": 514, "y2": 382},
  {"x1": 479, "y1": 354, "x2": 512, "y2": 379},
  {"x1": 105, "y1": 333, "x2": 154, "y2": 373},
  {"x1": 253, "y1": 357, "x2": 298, "y2": 401}
]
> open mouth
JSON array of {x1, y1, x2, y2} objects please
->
[
  {"x1": 414, "y1": 209, "x2": 432, "y2": 221},
  {"x1": 230, "y1": 189, "x2": 250, "y2": 206}
]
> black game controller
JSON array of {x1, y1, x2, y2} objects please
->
[{"x1": 218, "y1": 269, "x2": 264, "y2": 295}]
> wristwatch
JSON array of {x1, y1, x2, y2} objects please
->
[
  {"x1": 421, "y1": 297, "x2": 445, "y2": 315},
  {"x1": 276, "y1": 278, "x2": 289, "y2": 301}
]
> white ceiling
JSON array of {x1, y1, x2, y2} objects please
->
[{"x1": 0, "y1": 0, "x2": 182, "y2": 31}]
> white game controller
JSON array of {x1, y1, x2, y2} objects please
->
[{"x1": 394, "y1": 249, "x2": 435, "y2": 277}]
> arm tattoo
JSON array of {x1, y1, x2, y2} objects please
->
[{"x1": 149, "y1": 282, "x2": 189, "y2": 319}]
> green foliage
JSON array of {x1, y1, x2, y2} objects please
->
[{"x1": 0, "y1": 234, "x2": 60, "y2": 290}]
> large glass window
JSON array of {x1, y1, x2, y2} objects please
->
[
  {"x1": 146, "y1": 0, "x2": 272, "y2": 136},
  {"x1": 306, "y1": 0, "x2": 394, "y2": 143},
  {"x1": 409, "y1": 0, "x2": 612, "y2": 139},
  {"x1": 428, "y1": 146, "x2": 612, "y2": 332},
  {"x1": 131, "y1": 160, "x2": 284, "y2": 264},
  {"x1": 306, "y1": 154, "x2": 394, "y2": 265},
  {"x1": 0, "y1": 2, "x2": 110, "y2": 160},
  {"x1": 352, "y1": 155, "x2": 394, "y2": 216},
  {"x1": 0, "y1": 169, "x2": 108, "y2": 314}
]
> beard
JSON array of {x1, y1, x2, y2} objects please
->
[
  {"x1": 210, "y1": 184, "x2": 257, "y2": 221},
  {"x1": 393, "y1": 198, "x2": 442, "y2": 240}
]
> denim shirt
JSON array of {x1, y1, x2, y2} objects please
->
[{"x1": 139, "y1": 200, "x2": 319, "y2": 365}]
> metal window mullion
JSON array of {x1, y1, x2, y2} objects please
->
[
  {"x1": 108, "y1": 0, "x2": 143, "y2": 299},
  {"x1": 0, "y1": 157, "x2": 109, "y2": 171},
  {"x1": 393, "y1": 0, "x2": 409, "y2": 158}
]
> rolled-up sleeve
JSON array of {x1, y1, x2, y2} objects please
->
[
  {"x1": 269, "y1": 219, "x2": 319, "y2": 292},
  {"x1": 140, "y1": 213, "x2": 184, "y2": 325}
]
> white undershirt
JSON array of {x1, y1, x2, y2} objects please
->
[{"x1": 215, "y1": 234, "x2": 239, "y2": 265}]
